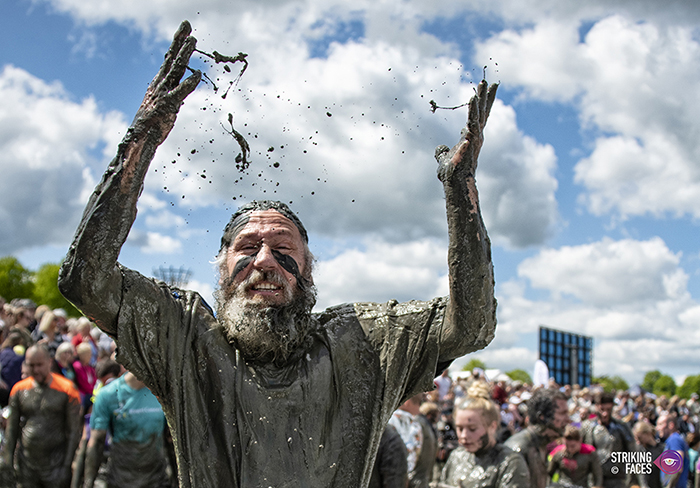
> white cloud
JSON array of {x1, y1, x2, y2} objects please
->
[
  {"x1": 14, "y1": 0, "x2": 558, "y2": 251},
  {"x1": 476, "y1": 15, "x2": 700, "y2": 220},
  {"x1": 0, "y1": 65, "x2": 126, "y2": 254},
  {"x1": 144, "y1": 210, "x2": 187, "y2": 229},
  {"x1": 126, "y1": 231, "x2": 183, "y2": 254},
  {"x1": 143, "y1": 232, "x2": 183, "y2": 254},
  {"x1": 478, "y1": 347, "x2": 538, "y2": 374},
  {"x1": 474, "y1": 19, "x2": 587, "y2": 102},
  {"x1": 479, "y1": 100, "x2": 559, "y2": 248},
  {"x1": 313, "y1": 237, "x2": 448, "y2": 310},
  {"x1": 518, "y1": 237, "x2": 686, "y2": 306},
  {"x1": 448, "y1": 347, "x2": 538, "y2": 377},
  {"x1": 492, "y1": 237, "x2": 699, "y2": 381},
  {"x1": 188, "y1": 278, "x2": 215, "y2": 307}
]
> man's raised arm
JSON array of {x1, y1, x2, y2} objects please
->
[
  {"x1": 58, "y1": 21, "x2": 201, "y2": 333},
  {"x1": 435, "y1": 80, "x2": 498, "y2": 361}
]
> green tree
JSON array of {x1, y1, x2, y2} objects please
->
[
  {"x1": 462, "y1": 358, "x2": 486, "y2": 372},
  {"x1": 653, "y1": 374, "x2": 676, "y2": 397},
  {"x1": 677, "y1": 375, "x2": 700, "y2": 400},
  {"x1": 506, "y1": 369, "x2": 532, "y2": 384},
  {"x1": 32, "y1": 263, "x2": 80, "y2": 317},
  {"x1": 642, "y1": 370, "x2": 662, "y2": 392},
  {"x1": 0, "y1": 256, "x2": 34, "y2": 302},
  {"x1": 593, "y1": 375, "x2": 629, "y2": 393}
]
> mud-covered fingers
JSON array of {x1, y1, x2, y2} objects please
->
[
  {"x1": 168, "y1": 69, "x2": 202, "y2": 104},
  {"x1": 162, "y1": 35, "x2": 198, "y2": 91},
  {"x1": 477, "y1": 80, "x2": 488, "y2": 125},
  {"x1": 483, "y1": 83, "x2": 498, "y2": 126},
  {"x1": 153, "y1": 21, "x2": 193, "y2": 90},
  {"x1": 467, "y1": 92, "x2": 480, "y2": 138}
]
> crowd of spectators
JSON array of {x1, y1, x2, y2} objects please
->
[
  {"x1": 3, "y1": 294, "x2": 700, "y2": 488},
  {"x1": 0, "y1": 295, "x2": 174, "y2": 487},
  {"x1": 379, "y1": 369, "x2": 700, "y2": 488}
]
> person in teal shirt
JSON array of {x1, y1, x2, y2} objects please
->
[{"x1": 84, "y1": 370, "x2": 170, "y2": 488}]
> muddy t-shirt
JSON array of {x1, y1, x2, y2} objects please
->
[
  {"x1": 91, "y1": 374, "x2": 168, "y2": 487},
  {"x1": 112, "y1": 267, "x2": 449, "y2": 488}
]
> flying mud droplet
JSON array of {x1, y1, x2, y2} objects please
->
[{"x1": 221, "y1": 113, "x2": 251, "y2": 173}]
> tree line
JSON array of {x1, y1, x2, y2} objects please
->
[
  {"x1": 0, "y1": 256, "x2": 80, "y2": 317},
  {"x1": 461, "y1": 358, "x2": 700, "y2": 400}
]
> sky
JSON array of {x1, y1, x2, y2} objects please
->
[{"x1": 1, "y1": 0, "x2": 700, "y2": 385}]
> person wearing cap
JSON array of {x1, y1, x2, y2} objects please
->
[{"x1": 58, "y1": 21, "x2": 498, "y2": 488}]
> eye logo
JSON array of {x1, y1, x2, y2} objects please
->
[{"x1": 654, "y1": 450, "x2": 683, "y2": 475}]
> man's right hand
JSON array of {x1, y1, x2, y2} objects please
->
[
  {"x1": 128, "y1": 20, "x2": 201, "y2": 145},
  {"x1": 58, "y1": 20, "x2": 202, "y2": 331}
]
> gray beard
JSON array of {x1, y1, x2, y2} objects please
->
[{"x1": 214, "y1": 269, "x2": 317, "y2": 365}]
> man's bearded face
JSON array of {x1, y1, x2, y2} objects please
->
[{"x1": 214, "y1": 211, "x2": 316, "y2": 364}]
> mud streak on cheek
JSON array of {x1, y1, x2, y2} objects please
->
[
  {"x1": 231, "y1": 254, "x2": 256, "y2": 281},
  {"x1": 271, "y1": 250, "x2": 306, "y2": 290}
]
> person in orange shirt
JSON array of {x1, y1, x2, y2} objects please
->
[{"x1": 0, "y1": 344, "x2": 82, "y2": 488}]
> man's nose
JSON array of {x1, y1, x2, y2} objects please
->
[{"x1": 253, "y1": 244, "x2": 277, "y2": 269}]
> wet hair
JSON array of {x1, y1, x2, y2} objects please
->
[
  {"x1": 563, "y1": 425, "x2": 581, "y2": 441},
  {"x1": 527, "y1": 388, "x2": 568, "y2": 426},
  {"x1": 220, "y1": 200, "x2": 309, "y2": 252},
  {"x1": 215, "y1": 200, "x2": 315, "y2": 281},
  {"x1": 455, "y1": 381, "x2": 500, "y2": 426}
]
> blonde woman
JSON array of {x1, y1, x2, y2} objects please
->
[
  {"x1": 36, "y1": 310, "x2": 65, "y2": 357},
  {"x1": 439, "y1": 382, "x2": 529, "y2": 488}
]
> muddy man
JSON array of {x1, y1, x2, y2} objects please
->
[{"x1": 58, "y1": 20, "x2": 498, "y2": 488}]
